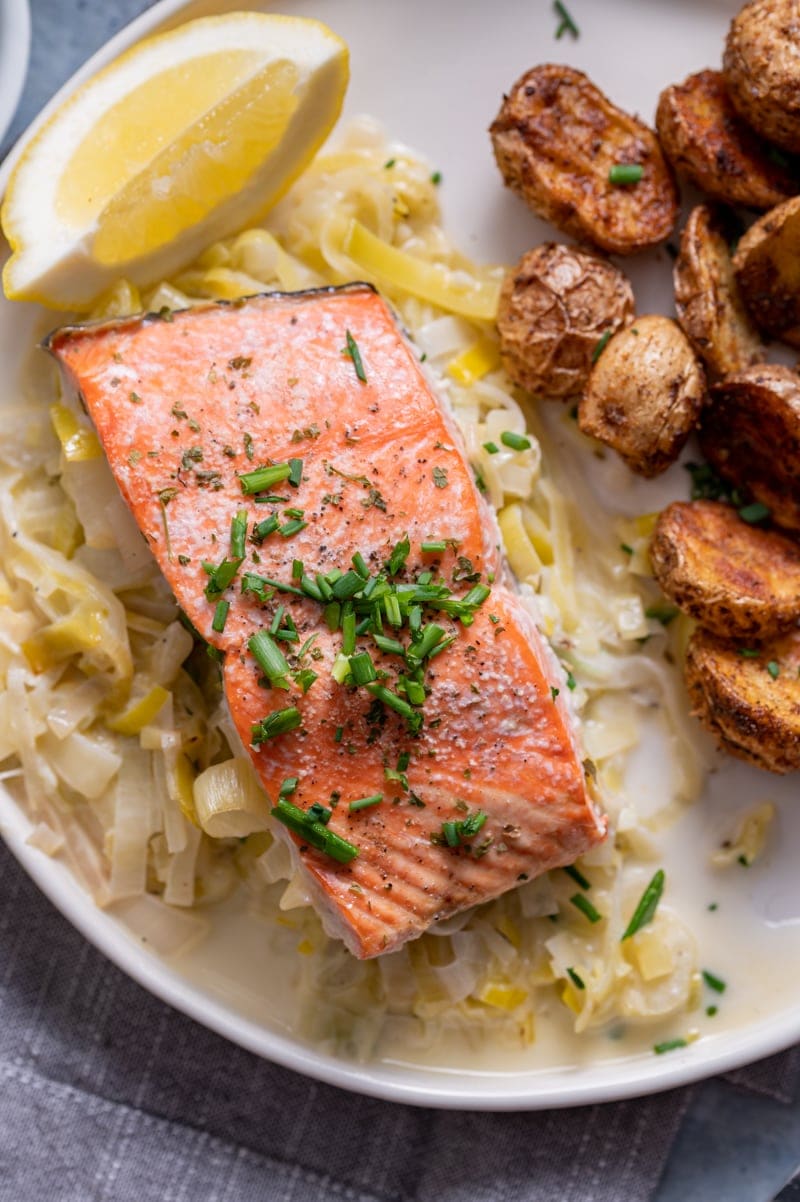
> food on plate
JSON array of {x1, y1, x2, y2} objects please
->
[
  {"x1": 489, "y1": 64, "x2": 678, "y2": 255},
  {"x1": 685, "y1": 627, "x2": 800, "y2": 774},
  {"x1": 723, "y1": 0, "x2": 800, "y2": 153},
  {"x1": 495, "y1": 242, "x2": 634, "y2": 399},
  {"x1": 0, "y1": 12, "x2": 349, "y2": 309},
  {"x1": 578, "y1": 315, "x2": 706, "y2": 477},
  {"x1": 49, "y1": 284, "x2": 606, "y2": 958},
  {"x1": 700, "y1": 364, "x2": 800, "y2": 534},
  {"x1": 732, "y1": 196, "x2": 800, "y2": 348},
  {"x1": 650, "y1": 500, "x2": 800, "y2": 640},
  {"x1": 655, "y1": 69, "x2": 799, "y2": 211},
  {"x1": 673, "y1": 204, "x2": 763, "y2": 380}
]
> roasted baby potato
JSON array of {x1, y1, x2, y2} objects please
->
[
  {"x1": 656, "y1": 69, "x2": 799, "y2": 211},
  {"x1": 701, "y1": 364, "x2": 800, "y2": 534},
  {"x1": 724, "y1": 0, "x2": 800, "y2": 153},
  {"x1": 674, "y1": 204, "x2": 763, "y2": 380},
  {"x1": 489, "y1": 64, "x2": 679, "y2": 255},
  {"x1": 651, "y1": 500, "x2": 800, "y2": 640},
  {"x1": 685, "y1": 627, "x2": 800, "y2": 774},
  {"x1": 496, "y1": 243, "x2": 635, "y2": 399},
  {"x1": 733, "y1": 196, "x2": 800, "y2": 347},
  {"x1": 578, "y1": 315, "x2": 706, "y2": 477}
]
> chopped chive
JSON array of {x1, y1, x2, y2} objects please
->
[
  {"x1": 706, "y1": 1005, "x2": 718, "y2": 1017},
  {"x1": 738, "y1": 647, "x2": 760, "y2": 658},
  {"x1": 570, "y1": 893, "x2": 602, "y2": 924},
  {"x1": 294, "y1": 668, "x2": 318, "y2": 694},
  {"x1": 253, "y1": 514, "x2": 279, "y2": 542},
  {"x1": 292, "y1": 558, "x2": 303, "y2": 579},
  {"x1": 702, "y1": 970, "x2": 726, "y2": 994},
  {"x1": 314, "y1": 573, "x2": 334, "y2": 601},
  {"x1": 566, "y1": 670, "x2": 577, "y2": 690},
  {"x1": 203, "y1": 557, "x2": 243, "y2": 598},
  {"x1": 348, "y1": 794, "x2": 383, "y2": 813},
  {"x1": 366, "y1": 683, "x2": 421, "y2": 730},
  {"x1": 483, "y1": 441, "x2": 499, "y2": 455},
  {"x1": 288, "y1": 458, "x2": 303, "y2": 487},
  {"x1": 397, "y1": 751, "x2": 410, "y2": 772},
  {"x1": 621, "y1": 869, "x2": 665, "y2": 941},
  {"x1": 297, "y1": 575, "x2": 322, "y2": 603},
  {"x1": 349, "y1": 651, "x2": 378, "y2": 685},
  {"x1": 352, "y1": 551, "x2": 370, "y2": 578},
  {"x1": 279, "y1": 777, "x2": 298, "y2": 797},
  {"x1": 421, "y1": 540, "x2": 447, "y2": 553},
  {"x1": 738, "y1": 501, "x2": 771, "y2": 524},
  {"x1": 653, "y1": 1039, "x2": 688, "y2": 1055},
  {"x1": 430, "y1": 170, "x2": 443, "y2": 185},
  {"x1": 284, "y1": 508, "x2": 305, "y2": 520},
  {"x1": 373, "y1": 634, "x2": 406, "y2": 657},
  {"x1": 245, "y1": 573, "x2": 303, "y2": 597},
  {"x1": 279, "y1": 518, "x2": 308, "y2": 538},
  {"x1": 564, "y1": 864, "x2": 591, "y2": 890},
  {"x1": 239, "y1": 463, "x2": 291, "y2": 494},
  {"x1": 271, "y1": 798, "x2": 358, "y2": 863},
  {"x1": 500, "y1": 430, "x2": 531, "y2": 451},
  {"x1": 442, "y1": 820, "x2": 460, "y2": 847},
  {"x1": 408, "y1": 623, "x2": 446, "y2": 662},
  {"x1": 211, "y1": 599, "x2": 230, "y2": 633},
  {"x1": 251, "y1": 706, "x2": 302, "y2": 744},
  {"x1": 593, "y1": 329, "x2": 613, "y2": 362},
  {"x1": 766, "y1": 660, "x2": 780, "y2": 680},
  {"x1": 553, "y1": 0, "x2": 579, "y2": 39},
  {"x1": 388, "y1": 535, "x2": 411, "y2": 575},
  {"x1": 324, "y1": 602, "x2": 341, "y2": 632},
  {"x1": 248, "y1": 630, "x2": 290, "y2": 683},
  {"x1": 332, "y1": 570, "x2": 365, "y2": 601},
  {"x1": 230, "y1": 508, "x2": 248, "y2": 559},
  {"x1": 307, "y1": 802, "x2": 331, "y2": 825},
  {"x1": 609, "y1": 163, "x2": 644, "y2": 185},
  {"x1": 384, "y1": 158, "x2": 396, "y2": 169},
  {"x1": 253, "y1": 493, "x2": 288, "y2": 504},
  {"x1": 342, "y1": 610, "x2": 357, "y2": 656},
  {"x1": 343, "y1": 330, "x2": 367, "y2": 383},
  {"x1": 384, "y1": 591, "x2": 402, "y2": 627},
  {"x1": 620, "y1": 543, "x2": 634, "y2": 556},
  {"x1": 334, "y1": 725, "x2": 344, "y2": 744},
  {"x1": 567, "y1": 967, "x2": 585, "y2": 990},
  {"x1": 331, "y1": 652, "x2": 352, "y2": 684},
  {"x1": 551, "y1": 686, "x2": 560, "y2": 701}
]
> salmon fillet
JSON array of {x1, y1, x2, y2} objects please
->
[{"x1": 48, "y1": 284, "x2": 606, "y2": 958}]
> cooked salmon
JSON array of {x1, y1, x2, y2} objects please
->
[{"x1": 48, "y1": 284, "x2": 606, "y2": 958}]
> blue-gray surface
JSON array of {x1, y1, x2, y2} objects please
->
[{"x1": 1, "y1": 3, "x2": 800, "y2": 1200}]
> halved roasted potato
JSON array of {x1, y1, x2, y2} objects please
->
[
  {"x1": 674, "y1": 205, "x2": 763, "y2": 380},
  {"x1": 578, "y1": 315, "x2": 706, "y2": 477},
  {"x1": 685, "y1": 627, "x2": 800, "y2": 774},
  {"x1": 489, "y1": 64, "x2": 679, "y2": 255},
  {"x1": 733, "y1": 196, "x2": 800, "y2": 348},
  {"x1": 724, "y1": 0, "x2": 800, "y2": 153},
  {"x1": 656, "y1": 69, "x2": 800, "y2": 210},
  {"x1": 651, "y1": 500, "x2": 800, "y2": 640},
  {"x1": 701, "y1": 364, "x2": 800, "y2": 534},
  {"x1": 496, "y1": 243, "x2": 634, "y2": 399}
]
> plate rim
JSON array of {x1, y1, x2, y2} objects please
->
[
  {"x1": 1, "y1": 0, "x2": 799, "y2": 1111},
  {"x1": 0, "y1": 0, "x2": 31, "y2": 147}
]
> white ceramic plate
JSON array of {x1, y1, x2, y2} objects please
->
[
  {"x1": 2, "y1": 0, "x2": 800, "y2": 1111},
  {"x1": 0, "y1": 0, "x2": 30, "y2": 145}
]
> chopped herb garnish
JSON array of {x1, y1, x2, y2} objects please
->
[
  {"x1": 621, "y1": 869, "x2": 665, "y2": 941},
  {"x1": 553, "y1": 0, "x2": 579, "y2": 39},
  {"x1": 251, "y1": 706, "x2": 302, "y2": 744},
  {"x1": 702, "y1": 970, "x2": 726, "y2": 994},
  {"x1": 203, "y1": 556, "x2": 243, "y2": 598},
  {"x1": 570, "y1": 893, "x2": 602, "y2": 924},
  {"x1": 348, "y1": 794, "x2": 383, "y2": 813},
  {"x1": 230, "y1": 508, "x2": 248, "y2": 559},
  {"x1": 129, "y1": 391, "x2": 141, "y2": 404},
  {"x1": 387, "y1": 535, "x2": 411, "y2": 575},
  {"x1": 564, "y1": 864, "x2": 591, "y2": 890},
  {"x1": 343, "y1": 329, "x2": 367, "y2": 383},
  {"x1": 653, "y1": 1039, "x2": 688, "y2": 1055},
  {"x1": 384, "y1": 158, "x2": 396, "y2": 169},
  {"x1": 500, "y1": 430, "x2": 531, "y2": 452},
  {"x1": 609, "y1": 163, "x2": 644, "y2": 185},
  {"x1": 288, "y1": 458, "x2": 303, "y2": 487},
  {"x1": 279, "y1": 518, "x2": 308, "y2": 538},
  {"x1": 248, "y1": 630, "x2": 290, "y2": 686},
  {"x1": 211, "y1": 599, "x2": 230, "y2": 633},
  {"x1": 685, "y1": 461, "x2": 742, "y2": 505},
  {"x1": 738, "y1": 647, "x2": 760, "y2": 658},
  {"x1": 334, "y1": 725, "x2": 344, "y2": 744},
  {"x1": 592, "y1": 329, "x2": 613, "y2": 362},
  {"x1": 551, "y1": 686, "x2": 560, "y2": 701},
  {"x1": 243, "y1": 432, "x2": 255, "y2": 460},
  {"x1": 483, "y1": 441, "x2": 499, "y2": 454},
  {"x1": 706, "y1": 1005, "x2": 718, "y2": 1017},
  {"x1": 766, "y1": 660, "x2": 781, "y2": 680},
  {"x1": 350, "y1": 651, "x2": 378, "y2": 685},
  {"x1": 738, "y1": 501, "x2": 771, "y2": 524},
  {"x1": 421, "y1": 540, "x2": 447, "y2": 554},
  {"x1": 271, "y1": 797, "x2": 358, "y2": 863},
  {"x1": 294, "y1": 668, "x2": 318, "y2": 694},
  {"x1": 430, "y1": 170, "x2": 442, "y2": 185},
  {"x1": 239, "y1": 463, "x2": 292, "y2": 494},
  {"x1": 566, "y1": 670, "x2": 577, "y2": 690},
  {"x1": 620, "y1": 543, "x2": 634, "y2": 556},
  {"x1": 567, "y1": 967, "x2": 585, "y2": 990},
  {"x1": 432, "y1": 465, "x2": 448, "y2": 489}
]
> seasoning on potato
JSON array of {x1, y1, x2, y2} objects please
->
[
  {"x1": 489, "y1": 64, "x2": 679, "y2": 255},
  {"x1": 578, "y1": 315, "x2": 706, "y2": 477},
  {"x1": 651, "y1": 500, "x2": 800, "y2": 640},
  {"x1": 656, "y1": 69, "x2": 799, "y2": 211},
  {"x1": 701, "y1": 364, "x2": 800, "y2": 534},
  {"x1": 674, "y1": 204, "x2": 763, "y2": 380},
  {"x1": 723, "y1": 0, "x2": 800, "y2": 154},
  {"x1": 495, "y1": 242, "x2": 635, "y2": 399},
  {"x1": 733, "y1": 196, "x2": 800, "y2": 348},
  {"x1": 685, "y1": 627, "x2": 800, "y2": 774}
]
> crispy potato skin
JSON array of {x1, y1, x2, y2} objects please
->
[
  {"x1": 496, "y1": 243, "x2": 634, "y2": 399},
  {"x1": 578, "y1": 315, "x2": 706, "y2": 477},
  {"x1": 685, "y1": 628, "x2": 800, "y2": 773},
  {"x1": 656, "y1": 70, "x2": 799, "y2": 210},
  {"x1": 733, "y1": 196, "x2": 800, "y2": 347},
  {"x1": 489, "y1": 64, "x2": 679, "y2": 255},
  {"x1": 723, "y1": 0, "x2": 800, "y2": 153},
  {"x1": 651, "y1": 500, "x2": 800, "y2": 639},
  {"x1": 674, "y1": 205, "x2": 763, "y2": 380},
  {"x1": 701, "y1": 364, "x2": 800, "y2": 534}
]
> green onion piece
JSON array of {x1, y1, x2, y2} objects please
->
[
  {"x1": 352, "y1": 551, "x2": 370, "y2": 578},
  {"x1": 245, "y1": 573, "x2": 303, "y2": 597},
  {"x1": 459, "y1": 810, "x2": 487, "y2": 838},
  {"x1": 570, "y1": 893, "x2": 602, "y2": 924},
  {"x1": 288, "y1": 458, "x2": 303, "y2": 487},
  {"x1": 462, "y1": 583, "x2": 491, "y2": 607},
  {"x1": 372, "y1": 634, "x2": 406, "y2": 657},
  {"x1": 609, "y1": 163, "x2": 644, "y2": 185},
  {"x1": 408, "y1": 623, "x2": 446, "y2": 662},
  {"x1": 428, "y1": 634, "x2": 457, "y2": 660},
  {"x1": 483, "y1": 441, "x2": 499, "y2": 455},
  {"x1": 253, "y1": 515, "x2": 279, "y2": 542},
  {"x1": 767, "y1": 660, "x2": 780, "y2": 680},
  {"x1": 248, "y1": 630, "x2": 290, "y2": 682},
  {"x1": 230, "y1": 508, "x2": 248, "y2": 559},
  {"x1": 567, "y1": 967, "x2": 585, "y2": 990},
  {"x1": 211, "y1": 599, "x2": 230, "y2": 633},
  {"x1": 279, "y1": 518, "x2": 308, "y2": 538},
  {"x1": 348, "y1": 793, "x2": 383, "y2": 813},
  {"x1": 324, "y1": 602, "x2": 341, "y2": 632},
  {"x1": 564, "y1": 864, "x2": 591, "y2": 890},
  {"x1": 296, "y1": 575, "x2": 321, "y2": 603},
  {"x1": 294, "y1": 668, "x2": 318, "y2": 694},
  {"x1": 342, "y1": 611, "x2": 357, "y2": 656},
  {"x1": 271, "y1": 798, "x2": 358, "y2": 863},
  {"x1": 621, "y1": 869, "x2": 665, "y2": 940},
  {"x1": 251, "y1": 706, "x2": 302, "y2": 744},
  {"x1": 349, "y1": 651, "x2": 377, "y2": 685},
  {"x1": 653, "y1": 1039, "x2": 688, "y2": 1055},
  {"x1": 387, "y1": 535, "x2": 410, "y2": 575},
  {"x1": 239, "y1": 463, "x2": 291, "y2": 494},
  {"x1": 593, "y1": 329, "x2": 613, "y2": 362},
  {"x1": 366, "y1": 683, "x2": 422, "y2": 730},
  {"x1": 738, "y1": 501, "x2": 771, "y2": 524},
  {"x1": 313, "y1": 573, "x2": 333, "y2": 602},
  {"x1": 397, "y1": 751, "x2": 410, "y2": 772},
  {"x1": 279, "y1": 777, "x2": 298, "y2": 797},
  {"x1": 384, "y1": 591, "x2": 402, "y2": 627},
  {"x1": 332, "y1": 570, "x2": 364, "y2": 601},
  {"x1": 331, "y1": 653, "x2": 352, "y2": 684},
  {"x1": 402, "y1": 678, "x2": 426, "y2": 706},
  {"x1": 307, "y1": 802, "x2": 331, "y2": 825},
  {"x1": 291, "y1": 558, "x2": 303, "y2": 579},
  {"x1": 443, "y1": 820, "x2": 460, "y2": 847},
  {"x1": 204, "y1": 557, "x2": 243, "y2": 598},
  {"x1": 421, "y1": 540, "x2": 447, "y2": 554},
  {"x1": 344, "y1": 329, "x2": 367, "y2": 383},
  {"x1": 500, "y1": 430, "x2": 531, "y2": 452},
  {"x1": 702, "y1": 969, "x2": 726, "y2": 994}
]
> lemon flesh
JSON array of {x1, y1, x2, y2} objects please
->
[{"x1": 2, "y1": 13, "x2": 349, "y2": 309}]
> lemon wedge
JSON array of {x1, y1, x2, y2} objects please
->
[{"x1": 1, "y1": 12, "x2": 349, "y2": 309}]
